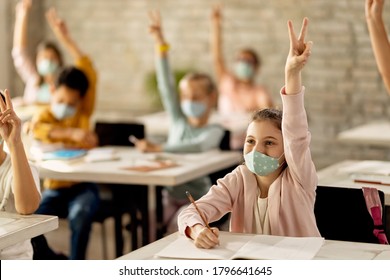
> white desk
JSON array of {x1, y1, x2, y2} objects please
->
[
  {"x1": 117, "y1": 231, "x2": 390, "y2": 260},
  {"x1": 0, "y1": 212, "x2": 58, "y2": 250},
  {"x1": 337, "y1": 121, "x2": 390, "y2": 147},
  {"x1": 15, "y1": 104, "x2": 43, "y2": 122},
  {"x1": 36, "y1": 147, "x2": 242, "y2": 253},
  {"x1": 317, "y1": 160, "x2": 390, "y2": 206},
  {"x1": 137, "y1": 111, "x2": 250, "y2": 138}
]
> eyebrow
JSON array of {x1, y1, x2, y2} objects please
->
[{"x1": 246, "y1": 135, "x2": 278, "y2": 140}]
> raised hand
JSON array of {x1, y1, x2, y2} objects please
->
[
  {"x1": 15, "y1": 0, "x2": 32, "y2": 17},
  {"x1": 285, "y1": 18, "x2": 312, "y2": 74},
  {"x1": 148, "y1": 10, "x2": 166, "y2": 45},
  {"x1": 211, "y1": 4, "x2": 222, "y2": 23},
  {"x1": 365, "y1": 0, "x2": 384, "y2": 21},
  {"x1": 46, "y1": 7, "x2": 69, "y2": 40},
  {"x1": 0, "y1": 90, "x2": 22, "y2": 146}
]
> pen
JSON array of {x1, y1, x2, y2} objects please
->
[
  {"x1": 354, "y1": 179, "x2": 390, "y2": 186},
  {"x1": 186, "y1": 191, "x2": 219, "y2": 243}
]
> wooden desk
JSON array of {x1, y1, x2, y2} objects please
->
[
  {"x1": 117, "y1": 231, "x2": 390, "y2": 260},
  {"x1": 0, "y1": 212, "x2": 58, "y2": 250},
  {"x1": 317, "y1": 160, "x2": 390, "y2": 206},
  {"x1": 337, "y1": 121, "x2": 390, "y2": 147},
  {"x1": 35, "y1": 147, "x2": 242, "y2": 255},
  {"x1": 137, "y1": 111, "x2": 250, "y2": 138}
]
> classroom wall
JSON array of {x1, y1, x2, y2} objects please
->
[{"x1": 5, "y1": 0, "x2": 390, "y2": 168}]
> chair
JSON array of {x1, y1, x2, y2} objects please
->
[
  {"x1": 93, "y1": 121, "x2": 148, "y2": 258},
  {"x1": 314, "y1": 186, "x2": 387, "y2": 244}
]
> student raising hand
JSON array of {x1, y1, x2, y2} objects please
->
[
  {"x1": 285, "y1": 18, "x2": 313, "y2": 95},
  {"x1": 0, "y1": 90, "x2": 22, "y2": 146}
]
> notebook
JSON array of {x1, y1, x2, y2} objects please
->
[
  {"x1": 41, "y1": 149, "x2": 87, "y2": 161},
  {"x1": 155, "y1": 233, "x2": 325, "y2": 260}
]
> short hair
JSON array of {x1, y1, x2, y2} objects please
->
[
  {"x1": 179, "y1": 72, "x2": 216, "y2": 95},
  {"x1": 239, "y1": 48, "x2": 261, "y2": 68},
  {"x1": 55, "y1": 66, "x2": 89, "y2": 98},
  {"x1": 37, "y1": 41, "x2": 64, "y2": 67},
  {"x1": 251, "y1": 108, "x2": 282, "y2": 130}
]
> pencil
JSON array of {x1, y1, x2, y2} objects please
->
[{"x1": 186, "y1": 191, "x2": 219, "y2": 242}]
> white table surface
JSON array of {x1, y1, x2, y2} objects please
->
[
  {"x1": 137, "y1": 111, "x2": 251, "y2": 137},
  {"x1": 117, "y1": 231, "x2": 390, "y2": 260},
  {"x1": 0, "y1": 212, "x2": 58, "y2": 250},
  {"x1": 337, "y1": 121, "x2": 390, "y2": 147},
  {"x1": 317, "y1": 160, "x2": 390, "y2": 205},
  {"x1": 35, "y1": 147, "x2": 242, "y2": 241}
]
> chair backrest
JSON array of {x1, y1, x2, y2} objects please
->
[
  {"x1": 94, "y1": 122, "x2": 145, "y2": 147},
  {"x1": 314, "y1": 186, "x2": 386, "y2": 244},
  {"x1": 219, "y1": 130, "x2": 231, "y2": 151}
]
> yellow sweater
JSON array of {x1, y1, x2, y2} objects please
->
[{"x1": 32, "y1": 56, "x2": 97, "y2": 190}]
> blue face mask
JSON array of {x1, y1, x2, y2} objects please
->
[
  {"x1": 244, "y1": 150, "x2": 284, "y2": 176},
  {"x1": 234, "y1": 61, "x2": 255, "y2": 80},
  {"x1": 180, "y1": 100, "x2": 207, "y2": 118},
  {"x1": 36, "y1": 83, "x2": 51, "y2": 103},
  {"x1": 51, "y1": 103, "x2": 77, "y2": 120},
  {"x1": 37, "y1": 59, "x2": 59, "y2": 76}
]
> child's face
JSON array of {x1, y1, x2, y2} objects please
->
[
  {"x1": 244, "y1": 120, "x2": 284, "y2": 159},
  {"x1": 51, "y1": 85, "x2": 81, "y2": 108},
  {"x1": 179, "y1": 80, "x2": 215, "y2": 119}
]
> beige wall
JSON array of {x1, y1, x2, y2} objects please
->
[{"x1": 6, "y1": 0, "x2": 390, "y2": 168}]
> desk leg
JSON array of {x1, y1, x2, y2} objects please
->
[{"x1": 148, "y1": 184, "x2": 156, "y2": 242}]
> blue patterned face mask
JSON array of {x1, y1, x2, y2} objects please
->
[
  {"x1": 180, "y1": 100, "x2": 207, "y2": 118},
  {"x1": 37, "y1": 59, "x2": 59, "y2": 76},
  {"x1": 234, "y1": 61, "x2": 255, "y2": 80},
  {"x1": 51, "y1": 103, "x2": 77, "y2": 120},
  {"x1": 244, "y1": 150, "x2": 284, "y2": 176}
]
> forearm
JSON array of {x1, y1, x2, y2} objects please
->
[
  {"x1": 48, "y1": 127, "x2": 73, "y2": 141},
  {"x1": 13, "y1": 14, "x2": 28, "y2": 49},
  {"x1": 8, "y1": 142, "x2": 40, "y2": 214},
  {"x1": 58, "y1": 35, "x2": 83, "y2": 60},
  {"x1": 367, "y1": 17, "x2": 390, "y2": 93},
  {"x1": 211, "y1": 18, "x2": 225, "y2": 79},
  {"x1": 285, "y1": 71, "x2": 302, "y2": 95}
]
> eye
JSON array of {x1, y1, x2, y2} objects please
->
[
  {"x1": 246, "y1": 139, "x2": 255, "y2": 145},
  {"x1": 265, "y1": 140, "x2": 274, "y2": 146}
]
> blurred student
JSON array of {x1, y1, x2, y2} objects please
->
[
  {"x1": 179, "y1": 18, "x2": 320, "y2": 248},
  {"x1": 365, "y1": 0, "x2": 390, "y2": 94},
  {"x1": 132, "y1": 11, "x2": 225, "y2": 233},
  {"x1": 0, "y1": 89, "x2": 41, "y2": 259},
  {"x1": 12, "y1": 0, "x2": 96, "y2": 117},
  {"x1": 210, "y1": 5, "x2": 274, "y2": 149},
  {"x1": 31, "y1": 67, "x2": 99, "y2": 260}
]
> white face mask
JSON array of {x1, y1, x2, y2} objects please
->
[
  {"x1": 234, "y1": 61, "x2": 255, "y2": 80},
  {"x1": 37, "y1": 59, "x2": 59, "y2": 76},
  {"x1": 51, "y1": 103, "x2": 76, "y2": 120},
  {"x1": 180, "y1": 100, "x2": 207, "y2": 118}
]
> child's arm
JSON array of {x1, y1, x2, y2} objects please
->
[
  {"x1": 46, "y1": 8, "x2": 96, "y2": 116},
  {"x1": 0, "y1": 90, "x2": 40, "y2": 214},
  {"x1": 365, "y1": 0, "x2": 390, "y2": 94},
  {"x1": 210, "y1": 4, "x2": 227, "y2": 82},
  {"x1": 282, "y1": 18, "x2": 317, "y2": 191},
  {"x1": 13, "y1": 0, "x2": 31, "y2": 52},
  {"x1": 148, "y1": 11, "x2": 183, "y2": 121}
]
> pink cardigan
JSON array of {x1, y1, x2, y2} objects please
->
[{"x1": 178, "y1": 87, "x2": 321, "y2": 237}]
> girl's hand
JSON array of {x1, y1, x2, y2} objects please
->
[
  {"x1": 132, "y1": 138, "x2": 162, "y2": 153},
  {"x1": 148, "y1": 10, "x2": 166, "y2": 45},
  {"x1": 211, "y1": 4, "x2": 222, "y2": 23},
  {"x1": 192, "y1": 224, "x2": 220, "y2": 249},
  {"x1": 15, "y1": 0, "x2": 32, "y2": 17},
  {"x1": 0, "y1": 90, "x2": 22, "y2": 147},
  {"x1": 365, "y1": 0, "x2": 384, "y2": 21},
  {"x1": 46, "y1": 7, "x2": 70, "y2": 40},
  {"x1": 285, "y1": 18, "x2": 312, "y2": 75}
]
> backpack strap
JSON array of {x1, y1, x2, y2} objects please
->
[{"x1": 362, "y1": 187, "x2": 389, "y2": 245}]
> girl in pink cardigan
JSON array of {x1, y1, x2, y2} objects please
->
[{"x1": 178, "y1": 18, "x2": 321, "y2": 249}]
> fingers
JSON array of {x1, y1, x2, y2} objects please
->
[
  {"x1": 4, "y1": 89, "x2": 13, "y2": 111},
  {"x1": 0, "y1": 90, "x2": 6, "y2": 113},
  {"x1": 296, "y1": 41, "x2": 313, "y2": 66},
  {"x1": 194, "y1": 227, "x2": 220, "y2": 249},
  {"x1": 298, "y1": 17, "x2": 309, "y2": 42},
  {"x1": 287, "y1": 20, "x2": 297, "y2": 49}
]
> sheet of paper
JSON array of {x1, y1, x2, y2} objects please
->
[
  {"x1": 373, "y1": 250, "x2": 390, "y2": 260},
  {"x1": 155, "y1": 234, "x2": 253, "y2": 259},
  {"x1": 338, "y1": 161, "x2": 390, "y2": 176},
  {"x1": 232, "y1": 235, "x2": 324, "y2": 260}
]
